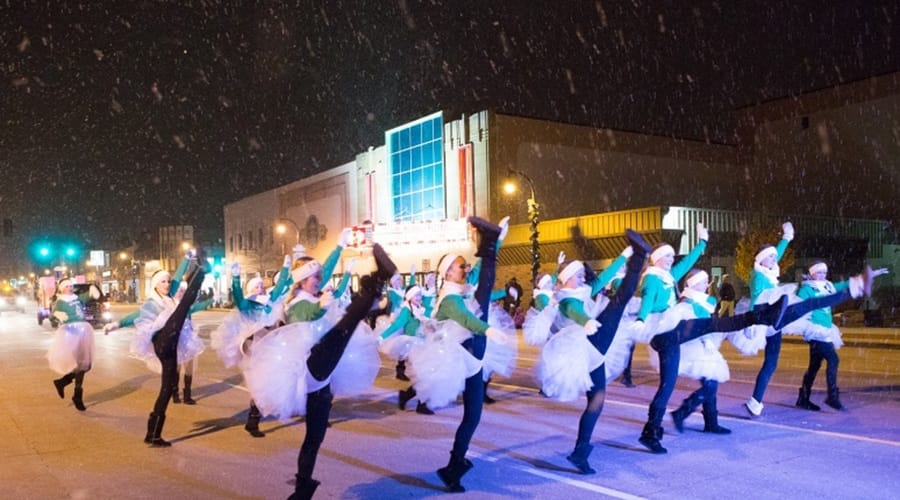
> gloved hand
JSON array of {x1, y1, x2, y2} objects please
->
[
  {"x1": 498, "y1": 216, "x2": 510, "y2": 241},
  {"x1": 782, "y1": 221, "x2": 795, "y2": 241},
  {"x1": 485, "y1": 327, "x2": 508, "y2": 344},
  {"x1": 697, "y1": 223, "x2": 709, "y2": 242},
  {"x1": 558, "y1": 251, "x2": 566, "y2": 265},
  {"x1": 339, "y1": 228, "x2": 352, "y2": 248},
  {"x1": 621, "y1": 246, "x2": 634, "y2": 259},
  {"x1": 410, "y1": 263, "x2": 417, "y2": 275},
  {"x1": 872, "y1": 267, "x2": 890, "y2": 278},
  {"x1": 103, "y1": 321, "x2": 120, "y2": 335},
  {"x1": 347, "y1": 257, "x2": 357, "y2": 274},
  {"x1": 53, "y1": 311, "x2": 69, "y2": 322},
  {"x1": 508, "y1": 287, "x2": 519, "y2": 301},
  {"x1": 584, "y1": 319, "x2": 600, "y2": 335},
  {"x1": 89, "y1": 284, "x2": 102, "y2": 300},
  {"x1": 283, "y1": 255, "x2": 292, "y2": 268},
  {"x1": 231, "y1": 262, "x2": 241, "y2": 276}
]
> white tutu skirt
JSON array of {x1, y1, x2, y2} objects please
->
[
  {"x1": 727, "y1": 328, "x2": 768, "y2": 355},
  {"x1": 604, "y1": 326, "x2": 636, "y2": 382},
  {"x1": 735, "y1": 284, "x2": 804, "y2": 338},
  {"x1": 379, "y1": 332, "x2": 424, "y2": 360},
  {"x1": 47, "y1": 322, "x2": 95, "y2": 374},
  {"x1": 329, "y1": 322, "x2": 381, "y2": 397},
  {"x1": 130, "y1": 322, "x2": 207, "y2": 374},
  {"x1": 241, "y1": 322, "x2": 320, "y2": 420},
  {"x1": 210, "y1": 311, "x2": 267, "y2": 369},
  {"x1": 483, "y1": 304, "x2": 518, "y2": 381},
  {"x1": 800, "y1": 322, "x2": 843, "y2": 348},
  {"x1": 522, "y1": 304, "x2": 558, "y2": 346},
  {"x1": 537, "y1": 324, "x2": 605, "y2": 402},
  {"x1": 407, "y1": 321, "x2": 481, "y2": 409},
  {"x1": 678, "y1": 336, "x2": 730, "y2": 382}
]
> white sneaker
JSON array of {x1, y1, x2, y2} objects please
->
[{"x1": 745, "y1": 397, "x2": 764, "y2": 417}]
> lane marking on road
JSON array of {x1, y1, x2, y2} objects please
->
[{"x1": 466, "y1": 451, "x2": 648, "y2": 499}]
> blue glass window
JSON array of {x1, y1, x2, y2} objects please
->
[{"x1": 386, "y1": 113, "x2": 445, "y2": 222}]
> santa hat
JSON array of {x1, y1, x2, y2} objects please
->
[
  {"x1": 245, "y1": 276, "x2": 264, "y2": 293},
  {"x1": 291, "y1": 259, "x2": 321, "y2": 283},
  {"x1": 650, "y1": 244, "x2": 675, "y2": 265},
  {"x1": 405, "y1": 285, "x2": 422, "y2": 301},
  {"x1": 438, "y1": 253, "x2": 461, "y2": 279},
  {"x1": 685, "y1": 270, "x2": 709, "y2": 289},
  {"x1": 150, "y1": 269, "x2": 171, "y2": 290},
  {"x1": 57, "y1": 276, "x2": 73, "y2": 289},
  {"x1": 558, "y1": 260, "x2": 584, "y2": 285},
  {"x1": 808, "y1": 262, "x2": 828, "y2": 275},
  {"x1": 755, "y1": 245, "x2": 777, "y2": 265}
]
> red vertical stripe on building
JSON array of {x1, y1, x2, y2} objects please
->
[{"x1": 458, "y1": 145, "x2": 469, "y2": 217}]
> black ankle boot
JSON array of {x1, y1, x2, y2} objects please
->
[
  {"x1": 395, "y1": 360, "x2": 409, "y2": 381},
  {"x1": 825, "y1": 387, "x2": 844, "y2": 410},
  {"x1": 566, "y1": 443, "x2": 596, "y2": 474},
  {"x1": 245, "y1": 405, "x2": 265, "y2": 438},
  {"x1": 53, "y1": 374, "x2": 73, "y2": 399},
  {"x1": 796, "y1": 386, "x2": 821, "y2": 411},
  {"x1": 183, "y1": 375, "x2": 196, "y2": 405},
  {"x1": 398, "y1": 387, "x2": 415, "y2": 411},
  {"x1": 671, "y1": 405, "x2": 691, "y2": 433},
  {"x1": 468, "y1": 216, "x2": 502, "y2": 258},
  {"x1": 147, "y1": 413, "x2": 171, "y2": 447},
  {"x1": 72, "y1": 387, "x2": 86, "y2": 411},
  {"x1": 415, "y1": 401, "x2": 434, "y2": 415},
  {"x1": 437, "y1": 452, "x2": 473, "y2": 493},
  {"x1": 288, "y1": 477, "x2": 320, "y2": 500},
  {"x1": 702, "y1": 410, "x2": 731, "y2": 434},
  {"x1": 639, "y1": 423, "x2": 667, "y2": 454},
  {"x1": 625, "y1": 229, "x2": 652, "y2": 257},
  {"x1": 172, "y1": 386, "x2": 181, "y2": 404}
]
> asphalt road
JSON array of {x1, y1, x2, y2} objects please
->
[{"x1": 2, "y1": 303, "x2": 898, "y2": 499}]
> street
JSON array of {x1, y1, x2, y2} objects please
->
[{"x1": 2, "y1": 303, "x2": 899, "y2": 499}]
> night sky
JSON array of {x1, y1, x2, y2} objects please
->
[{"x1": 2, "y1": 0, "x2": 898, "y2": 249}]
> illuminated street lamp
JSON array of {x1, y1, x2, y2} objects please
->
[
  {"x1": 275, "y1": 218, "x2": 301, "y2": 254},
  {"x1": 503, "y1": 168, "x2": 540, "y2": 284}
]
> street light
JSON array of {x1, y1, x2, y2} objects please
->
[
  {"x1": 275, "y1": 218, "x2": 301, "y2": 255},
  {"x1": 503, "y1": 168, "x2": 540, "y2": 284}
]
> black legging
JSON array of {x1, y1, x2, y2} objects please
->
[
  {"x1": 574, "y1": 249, "x2": 643, "y2": 448},
  {"x1": 802, "y1": 340, "x2": 839, "y2": 391},
  {"x1": 151, "y1": 270, "x2": 203, "y2": 416},
  {"x1": 450, "y1": 241, "x2": 497, "y2": 459},
  {"x1": 295, "y1": 288, "x2": 378, "y2": 482}
]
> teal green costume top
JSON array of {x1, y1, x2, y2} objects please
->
[{"x1": 637, "y1": 240, "x2": 707, "y2": 321}]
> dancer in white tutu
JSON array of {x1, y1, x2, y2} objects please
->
[
  {"x1": 794, "y1": 261, "x2": 889, "y2": 411},
  {"x1": 382, "y1": 285, "x2": 435, "y2": 414},
  {"x1": 427, "y1": 216, "x2": 510, "y2": 493},
  {"x1": 387, "y1": 265, "x2": 416, "y2": 381},
  {"x1": 106, "y1": 255, "x2": 210, "y2": 405},
  {"x1": 135, "y1": 254, "x2": 207, "y2": 446},
  {"x1": 279, "y1": 244, "x2": 397, "y2": 500},
  {"x1": 210, "y1": 255, "x2": 292, "y2": 437},
  {"x1": 669, "y1": 270, "x2": 736, "y2": 435},
  {"x1": 49, "y1": 277, "x2": 102, "y2": 412},
  {"x1": 521, "y1": 272, "x2": 558, "y2": 346},
  {"x1": 557, "y1": 230, "x2": 649, "y2": 475}
]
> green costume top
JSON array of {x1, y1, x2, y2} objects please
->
[
  {"x1": 749, "y1": 238, "x2": 790, "y2": 309},
  {"x1": 435, "y1": 293, "x2": 489, "y2": 335},
  {"x1": 637, "y1": 240, "x2": 706, "y2": 321},
  {"x1": 796, "y1": 279, "x2": 848, "y2": 328}
]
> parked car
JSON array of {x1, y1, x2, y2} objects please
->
[{"x1": 0, "y1": 294, "x2": 27, "y2": 314}]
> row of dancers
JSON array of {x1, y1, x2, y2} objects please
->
[{"x1": 45, "y1": 218, "x2": 886, "y2": 498}]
